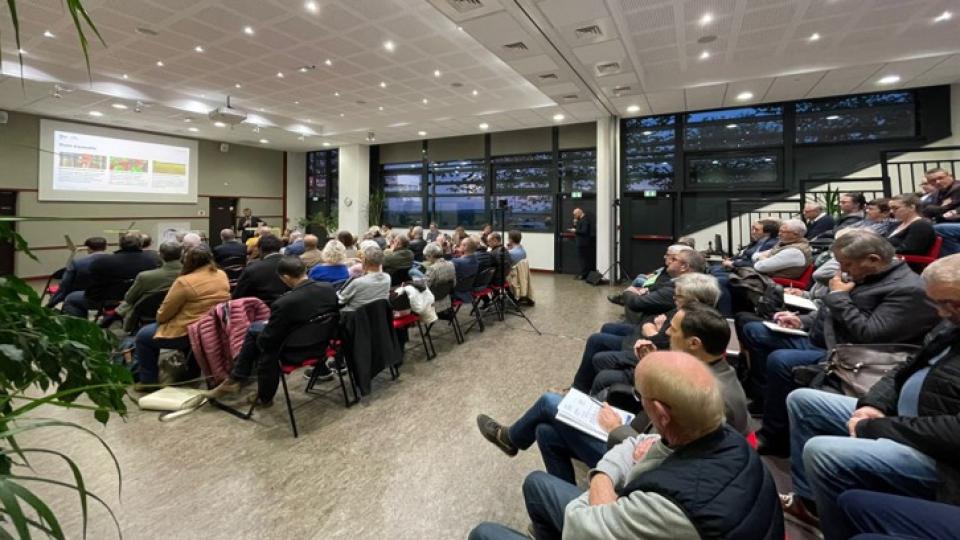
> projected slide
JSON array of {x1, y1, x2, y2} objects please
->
[{"x1": 39, "y1": 120, "x2": 199, "y2": 203}]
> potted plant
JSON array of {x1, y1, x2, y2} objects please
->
[{"x1": 366, "y1": 190, "x2": 385, "y2": 227}]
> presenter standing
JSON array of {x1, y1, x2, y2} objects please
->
[
  {"x1": 570, "y1": 207, "x2": 595, "y2": 280},
  {"x1": 237, "y1": 208, "x2": 261, "y2": 243}
]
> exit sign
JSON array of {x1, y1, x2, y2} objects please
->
[
  {"x1": 571, "y1": 191, "x2": 583, "y2": 199},
  {"x1": 643, "y1": 190, "x2": 657, "y2": 198}
]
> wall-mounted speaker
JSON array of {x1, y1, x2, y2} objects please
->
[{"x1": 219, "y1": 143, "x2": 229, "y2": 153}]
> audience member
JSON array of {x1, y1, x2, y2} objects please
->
[
  {"x1": 473, "y1": 234, "x2": 493, "y2": 274},
  {"x1": 742, "y1": 229, "x2": 939, "y2": 456},
  {"x1": 451, "y1": 226, "x2": 468, "y2": 252},
  {"x1": 722, "y1": 219, "x2": 780, "y2": 269},
  {"x1": 116, "y1": 242, "x2": 182, "y2": 333},
  {"x1": 246, "y1": 225, "x2": 272, "y2": 259},
  {"x1": 338, "y1": 231, "x2": 357, "y2": 260},
  {"x1": 140, "y1": 233, "x2": 161, "y2": 265},
  {"x1": 834, "y1": 192, "x2": 867, "y2": 231},
  {"x1": 409, "y1": 226, "x2": 427, "y2": 262},
  {"x1": 919, "y1": 174, "x2": 939, "y2": 206},
  {"x1": 308, "y1": 240, "x2": 350, "y2": 284},
  {"x1": 133, "y1": 247, "x2": 230, "y2": 385},
  {"x1": 63, "y1": 233, "x2": 159, "y2": 317},
  {"x1": 383, "y1": 234, "x2": 414, "y2": 277},
  {"x1": 836, "y1": 489, "x2": 960, "y2": 540},
  {"x1": 752, "y1": 219, "x2": 812, "y2": 279},
  {"x1": 480, "y1": 223, "x2": 493, "y2": 246},
  {"x1": 452, "y1": 237, "x2": 480, "y2": 303},
  {"x1": 921, "y1": 167, "x2": 960, "y2": 224},
  {"x1": 284, "y1": 231, "x2": 305, "y2": 256},
  {"x1": 365, "y1": 225, "x2": 387, "y2": 249},
  {"x1": 610, "y1": 244, "x2": 691, "y2": 303},
  {"x1": 338, "y1": 244, "x2": 390, "y2": 312},
  {"x1": 623, "y1": 248, "x2": 705, "y2": 322},
  {"x1": 181, "y1": 232, "x2": 202, "y2": 252},
  {"x1": 213, "y1": 228, "x2": 246, "y2": 267},
  {"x1": 206, "y1": 256, "x2": 340, "y2": 403},
  {"x1": 423, "y1": 242, "x2": 456, "y2": 312},
  {"x1": 299, "y1": 234, "x2": 323, "y2": 268},
  {"x1": 780, "y1": 254, "x2": 960, "y2": 539},
  {"x1": 506, "y1": 230, "x2": 526, "y2": 265},
  {"x1": 854, "y1": 198, "x2": 897, "y2": 236},
  {"x1": 803, "y1": 201, "x2": 835, "y2": 240},
  {"x1": 426, "y1": 222, "x2": 440, "y2": 242},
  {"x1": 46, "y1": 236, "x2": 108, "y2": 307},
  {"x1": 470, "y1": 351, "x2": 783, "y2": 540},
  {"x1": 233, "y1": 235, "x2": 288, "y2": 305},
  {"x1": 887, "y1": 193, "x2": 937, "y2": 255}
]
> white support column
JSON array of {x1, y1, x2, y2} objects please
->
[
  {"x1": 596, "y1": 115, "x2": 617, "y2": 278},
  {"x1": 337, "y1": 144, "x2": 370, "y2": 235}
]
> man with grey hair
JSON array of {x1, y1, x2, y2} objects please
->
[
  {"x1": 751, "y1": 218, "x2": 812, "y2": 279},
  {"x1": 624, "y1": 248, "x2": 706, "y2": 323},
  {"x1": 283, "y1": 230, "x2": 305, "y2": 256},
  {"x1": 610, "y1": 243, "x2": 693, "y2": 306},
  {"x1": 337, "y1": 243, "x2": 390, "y2": 312},
  {"x1": 299, "y1": 234, "x2": 323, "y2": 269},
  {"x1": 741, "y1": 229, "x2": 940, "y2": 457},
  {"x1": 780, "y1": 254, "x2": 960, "y2": 538},
  {"x1": 181, "y1": 232, "x2": 202, "y2": 251},
  {"x1": 803, "y1": 200, "x2": 835, "y2": 240},
  {"x1": 213, "y1": 228, "x2": 245, "y2": 267}
]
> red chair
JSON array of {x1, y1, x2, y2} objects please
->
[
  {"x1": 393, "y1": 312, "x2": 435, "y2": 360},
  {"x1": 901, "y1": 235, "x2": 943, "y2": 271},
  {"x1": 772, "y1": 265, "x2": 815, "y2": 290}
]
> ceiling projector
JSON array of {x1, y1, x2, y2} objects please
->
[{"x1": 208, "y1": 96, "x2": 247, "y2": 125}]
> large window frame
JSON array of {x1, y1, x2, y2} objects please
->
[
  {"x1": 381, "y1": 161, "x2": 426, "y2": 227},
  {"x1": 306, "y1": 149, "x2": 338, "y2": 219},
  {"x1": 794, "y1": 90, "x2": 918, "y2": 145},
  {"x1": 429, "y1": 158, "x2": 487, "y2": 229},
  {"x1": 491, "y1": 152, "x2": 556, "y2": 233}
]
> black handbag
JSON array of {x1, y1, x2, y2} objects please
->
[{"x1": 793, "y1": 343, "x2": 920, "y2": 398}]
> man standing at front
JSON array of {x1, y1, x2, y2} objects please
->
[{"x1": 572, "y1": 207, "x2": 595, "y2": 281}]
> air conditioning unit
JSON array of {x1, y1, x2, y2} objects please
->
[
  {"x1": 446, "y1": 0, "x2": 484, "y2": 13},
  {"x1": 208, "y1": 96, "x2": 247, "y2": 125}
]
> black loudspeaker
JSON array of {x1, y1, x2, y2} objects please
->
[{"x1": 585, "y1": 271, "x2": 604, "y2": 285}]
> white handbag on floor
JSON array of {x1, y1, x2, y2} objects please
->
[{"x1": 138, "y1": 386, "x2": 207, "y2": 421}]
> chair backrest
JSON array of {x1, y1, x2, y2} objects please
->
[
  {"x1": 222, "y1": 264, "x2": 245, "y2": 282},
  {"x1": 430, "y1": 279, "x2": 455, "y2": 304},
  {"x1": 219, "y1": 255, "x2": 245, "y2": 269},
  {"x1": 453, "y1": 272, "x2": 476, "y2": 293},
  {"x1": 280, "y1": 312, "x2": 340, "y2": 352},
  {"x1": 928, "y1": 235, "x2": 943, "y2": 258},
  {"x1": 389, "y1": 267, "x2": 411, "y2": 286},
  {"x1": 474, "y1": 267, "x2": 496, "y2": 289},
  {"x1": 131, "y1": 288, "x2": 169, "y2": 324},
  {"x1": 796, "y1": 265, "x2": 815, "y2": 287}
]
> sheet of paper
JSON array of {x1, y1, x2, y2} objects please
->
[
  {"x1": 555, "y1": 389, "x2": 635, "y2": 442},
  {"x1": 762, "y1": 321, "x2": 809, "y2": 337},
  {"x1": 784, "y1": 294, "x2": 818, "y2": 312}
]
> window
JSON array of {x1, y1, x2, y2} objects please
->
[
  {"x1": 383, "y1": 162, "x2": 423, "y2": 194},
  {"x1": 493, "y1": 195, "x2": 555, "y2": 231},
  {"x1": 559, "y1": 149, "x2": 596, "y2": 193},
  {"x1": 686, "y1": 151, "x2": 781, "y2": 190},
  {"x1": 383, "y1": 196, "x2": 423, "y2": 227},
  {"x1": 622, "y1": 115, "x2": 676, "y2": 191},
  {"x1": 381, "y1": 162, "x2": 424, "y2": 226},
  {"x1": 433, "y1": 196, "x2": 487, "y2": 228},
  {"x1": 492, "y1": 153, "x2": 554, "y2": 231},
  {"x1": 428, "y1": 159, "x2": 487, "y2": 227},
  {"x1": 795, "y1": 91, "x2": 916, "y2": 143},
  {"x1": 306, "y1": 149, "x2": 338, "y2": 218},
  {"x1": 430, "y1": 160, "x2": 485, "y2": 195},
  {"x1": 684, "y1": 106, "x2": 783, "y2": 151}
]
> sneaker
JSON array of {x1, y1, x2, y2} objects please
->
[
  {"x1": 303, "y1": 366, "x2": 335, "y2": 382},
  {"x1": 324, "y1": 357, "x2": 349, "y2": 375},
  {"x1": 204, "y1": 379, "x2": 241, "y2": 400},
  {"x1": 245, "y1": 392, "x2": 273, "y2": 408},
  {"x1": 476, "y1": 414, "x2": 518, "y2": 457},
  {"x1": 780, "y1": 492, "x2": 820, "y2": 531},
  {"x1": 607, "y1": 292, "x2": 625, "y2": 306}
]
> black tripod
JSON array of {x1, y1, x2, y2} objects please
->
[
  {"x1": 596, "y1": 198, "x2": 632, "y2": 285},
  {"x1": 491, "y1": 204, "x2": 541, "y2": 335}
]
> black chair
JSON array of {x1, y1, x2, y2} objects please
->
[
  {"x1": 465, "y1": 268, "x2": 497, "y2": 333},
  {"x1": 92, "y1": 278, "x2": 135, "y2": 325},
  {"x1": 128, "y1": 288, "x2": 169, "y2": 331},
  {"x1": 425, "y1": 279, "x2": 461, "y2": 348},
  {"x1": 451, "y1": 272, "x2": 476, "y2": 339},
  {"x1": 40, "y1": 267, "x2": 67, "y2": 305},
  {"x1": 341, "y1": 299, "x2": 402, "y2": 398}
]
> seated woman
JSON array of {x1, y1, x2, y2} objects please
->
[
  {"x1": 308, "y1": 239, "x2": 349, "y2": 283},
  {"x1": 133, "y1": 246, "x2": 230, "y2": 386},
  {"x1": 423, "y1": 242, "x2": 456, "y2": 312},
  {"x1": 887, "y1": 193, "x2": 936, "y2": 255}
]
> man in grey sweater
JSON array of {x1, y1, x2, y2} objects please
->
[
  {"x1": 470, "y1": 352, "x2": 782, "y2": 539},
  {"x1": 338, "y1": 244, "x2": 390, "y2": 312}
]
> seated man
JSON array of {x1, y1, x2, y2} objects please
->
[
  {"x1": 382, "y1": 234, "x2": 414, "y2": 277},
  {"x1": 608, "y1": 244, "x2": 691, "y2": 305},
  {"x1": 571, "y1": 272, "x2": 721, "y2": 395},
  {"x1": 409, "y1": 225, "x2": 427, "y2": 262},
  {"x1": 116, "y1": 241, "x2": 182, "y2": 333},
  {"x1": 63, "y1": 233, "x2": 159, "y2": 317},
  {"x1": 836, "y1": 489, "x2": 960, "y2": 540},
  {"x1": 282, "y1": 231, "x2": 305, "y2": 256},
  {"x1": 722, "y1": 219, "x2": 780, "y2": 270},
  {"x1": 213, "y1": 228, "x2": 246, "y2": 267},
  {"x1": 476, "y1": 303, "x2": 749, "y2": 485},
  {"x1": 834, "y1": 192, "x2": 866, "y2": 232},
  {"x1": 452, "y1": 237, "x2": 480, "y2": 304},
  {"x1": 473, "y1": 235, "x2": 494, "y2": 274},
  {"x1": 485, "y1": 232, "x2": 512, "y2": 285},
  {"x1": 470, "y1": 351, "x2": 783, "y2": 540},
  {"x1": 925, "y1": 168, "x2": 960, "y2": 257},
  {"x1": 338, "y1": 243, "x2": 391, "y2": 312},
  {"x1": 804, "y1": 201, "x2": 836, "y2": 241},
  {"x1": 46, "y1": 236, "x2": 109, "y2": 307},
  {"x1": 751, "y1": 219, "x2": 812, "y2": 279},
  {"x1": 779, "y1": 254, "x2": 960, "y2": 540},
  {"x1": 246, "y1": 225, "x2": 272, "y2": 259},
  {"x1": 299, "y1": 234, "x2": 323, "y2": 269},
  {"x1": 623, "y1": 248, "x2": 706, "y2": 323},
  {"x1": 232, "y1": 234, "x2": 289, "y2": 306},
  {"x1": 506, "y1": 230, "x2": 526, "y2": 265},
  {"x1": 742, "y1": 229, "x2": 939, "y2": 455},
  {"x1": 206, "y1": 256, "x2": 340, "y2": 404}
]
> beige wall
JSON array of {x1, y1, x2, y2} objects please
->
[{"x1": 0, "y1": 111, "x2": 286, "y2": 279}]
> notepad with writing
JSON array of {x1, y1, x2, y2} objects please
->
[
  {"x1": 762, "y1": 321, "x2": 809, "y2": 337},
  {"x1": 783, "y1": 294, "x2": 818, "y2": 312},
  {"x1": 555, "y1": 388, "x2": 635, "y2": 442}
]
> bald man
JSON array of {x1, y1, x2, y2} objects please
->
[
  {"x1": 214, "y1": 228, "x2": 245, "y2": 267},
  {"x1": 300, "y1": 234, "x2": 323, "y2": 269},
  {"x1": 469, "y1": 351, "x2": 783, "y2": 540}
]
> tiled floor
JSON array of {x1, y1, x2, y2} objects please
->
[{"x1": 16, "y1": 273, "x2": 818, "y2": 539}]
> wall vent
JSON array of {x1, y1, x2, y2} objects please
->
[
  {"x1": 446, "y1": 0, "x2": 484, "y2": 13},
  {"x1": 612, "y1": 85, "x2": 631, "y2": 96},
  {"x1": 538, "y1": 73, "x2": 559, "y2": 80},
  {"x1": 596, "y1": 61, "x2": 621, "y2": 75},
  {"x1": 575, "y1": 25, "x2": 603, "y2": 38},
  {"x1": 561, "y1": 94, "x2": 579, "y2": 101},
  {"x1": 503, "y1": 41, "x2": 529, "y2": 52}
]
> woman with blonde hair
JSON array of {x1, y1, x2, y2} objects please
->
[{"x1": 308, "y1": 240, "x2": 350, "y2": 283}]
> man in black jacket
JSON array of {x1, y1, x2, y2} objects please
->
[
  {"x1": 232, "y1": 234, "x2": 289, "y2": 306},
  {"x1": 623, "y1": 248, "x2": 706, "y2": 323},
  {"x1": 779, "y1": 254, "x2": 960, "y2": 540},
  {"x1": 62, "y1": 233, "x2": 159, "y2": 317},
  {"x1": 923, "y1": 167, "x2": 960, "y2": 223},
  {"x1": 571, "y1": 207, "x2": 594, "y2": 280},
  {"x1": 803, "y1": 201, "x2": 835, "y2": 240},
  {"x1": 207, "y1": 256, "x2": 339, "y2": 404},
  {"x1": 213, "y1": 228, "x2": 246, "y2": 267}
]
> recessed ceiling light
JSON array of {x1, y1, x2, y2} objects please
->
[
  {"x1": 712, "y1": 160, "x2": 720, "y2": 165},
  {"x1": 339, "y1": 113, "x2": 345, "y2": 117},
  {"x1": 378, "y1": 106, "x2": 384, "y2": 111},
  {"x1": 304, "y1": 0, "x2": 319, "y2": 13},
  {"x1": 214, "y1": 121, "x2": 227, "y2": 128},
  {"x1": 826, "y1": 115, "x2": 840, "y2": 120},
  {"x1": 699, "y1": 50, "x2": 711, "y2": 60},
  {"x1": 43, "y1": 30, "x2": 55, "y2": 38},
  {"x1": 699, "y1": 12, "x2": 713, "y2": 26},
  {"x1": 235, "y1": 83, "x2": 242, "y2": 88},
  {"x1": 422, "y1": 98, "x2": 429, "y2": 105},
  {"x1": 736, "y1": 91, "x2": 754, "y2": 101},
  {"x1": 934, "y1": 11, "x2": 952, "y2": 22},
  {"x1": 188, "y1": 127, "x2": 199, "y2": 132},
  {"x1": 294, "y1": 100, "x2": 300, "y2": 105},
  {"x1": 725, "y1": 123, "x2": 738, "y2": 129},
  {"x1": 111, "y1": 103, "x2": 128, "y2": 110},
  {"x1": 183, "y1": 118, "x2": 193, "y2": 123},
  {"x1": 809, "y1": 32, "x2": 820, "y2": 41},
  {"x1": 642, "y1": 130, "x2": 653, "y2": 136},
  {"x1": 479, "y1": 122, "x2": 489, "y2": 130},
  {"x1": 156, "y1": 60, "x2": 164, "y2": 67},
  {"x1": 418, "y1": 130, "x2": 427, "y2": 136},
  {"x1": 243, "y1": 26, "x2": 254, "y2": 35},
  {"x1": 379, "y1": 81, "x2": 387, "y2": 88},
  {"x1": 764, "y1": 158, "x2": 773, "y2": 162},
  {"x1": 200, "y1": 94, "x2": 206, "y2": 98},
  {"x1": 434, "y1": 69, "x2": 442, "y2": 78},
  {"x1": 88, "y1": 111, "x2": 103, "y2": 117},
  {"x1": 306, "y1": 118, "x2": 313, "y2": 123},
  {"x1": 194, "y1": 45, "x2": 204, "y2": 53},
  {"x1": 383, "y1": 40, "x2": 395, "y2": 52},
  {"x1": 324, "y1": 59, "x2": 333, "y2": 66},
  {"x1": 17, "y1": 48, "x2": 26, "y2": 54},
  {"x1": 472, "y1": 89, "x2": 479, "y2": 96},
  {"x1": 259, "y1": 139, "x2": 269, "y2": 144},
  {"x1": 334, "y1": 91, "x2": 340, "y2": 97},
  {"x1": 276, "y1": 72, "x2": 284, "y2": 78},
  {"x1": 553, "y1": 113, "x2": 565, "y2": 121},
  {"x1": 322, "y1": 142, "x2": 331, "y2": 147},
  {"x1": 878, "y1": 75, "x2": 901, "y2": 85},
  {"x1": 259, "y1": 107, "x2": 265, "y2": 112},
  {"x1": 627, "y1": 105, "x2": 640, "y2": 113},
  {"x1": 457, "y1": 26, "x2": 464, "y2": 31},
  {"x1": 299, "y1": 67, "x2": 308, "y2": 73},
  {"x1": 122, "y1": 73, "x2": 129, "y2": 79}
]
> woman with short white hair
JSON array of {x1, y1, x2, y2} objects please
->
[{"x1": 308, "y1": 239, "x2": 349, "y2": 284}]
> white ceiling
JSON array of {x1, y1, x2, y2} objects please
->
[{"x1": 1, "y1": 0, "x2": 960, "y2": 152}]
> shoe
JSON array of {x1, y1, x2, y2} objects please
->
[
  {"x1": 204, "y1": 379, "x2": 241, "y2": 400},
  {"x1": 325, "y1": 357, "x2": 349, "y2": 375},
  {"x1": 547, "y1": 385, "x2": 570, "y2": 396},
  {"x1": 607, "y1": 292, "x2": 625, "y2": 306},
  {"x1": 780, "y1": 492, "x2": 820, "y2": 530},
  {"x1": 303, "y1": 367, "x2": 335, "y2": 382},
  {"x1": 755, "y1": 434, "x2": 790, "y2": 458},
  {"x1": 476, "y1": 414, "x2": 518, "y2": 457},
  {"x1": 245, "y1": 392, "x2": 273, "y2": 408}
]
